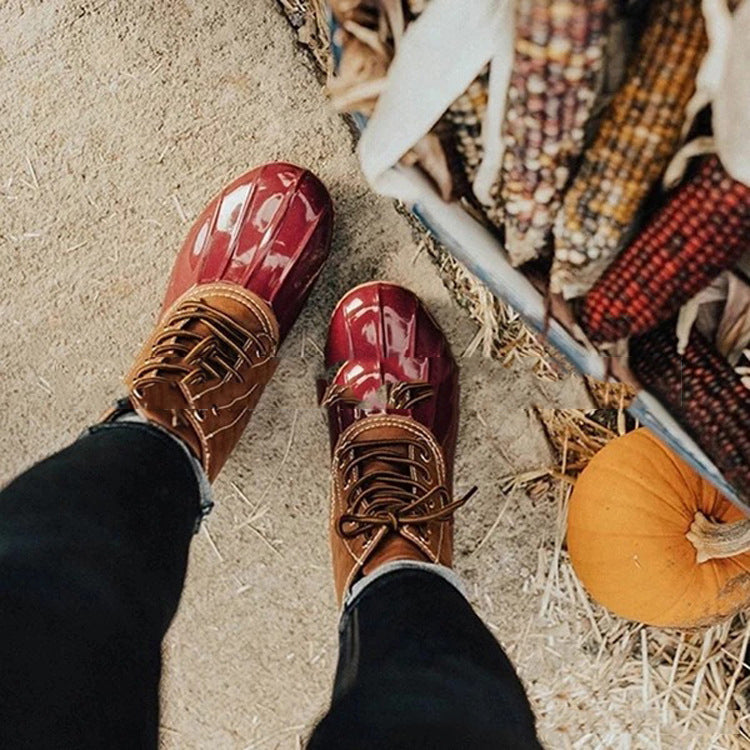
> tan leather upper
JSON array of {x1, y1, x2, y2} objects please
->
[
  {"x1": 329, "y1": 413, "x2": 466, "y2": 604},
  {"x1": 125, "y1": 282, "x2": 279, "y2": 480}
]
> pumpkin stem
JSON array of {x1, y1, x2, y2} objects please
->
[{"x1": 686, "y1": 512, "x2": 750, "y2": 563}]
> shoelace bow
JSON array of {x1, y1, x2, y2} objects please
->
[
  {"x1": 337, "y1": 435, "x2": 477, "y2": 539},
  {"x1": 132, "y1": 300, "x2": 276, "y2": 392}
]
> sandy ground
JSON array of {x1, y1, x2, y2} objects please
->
[{"x1": 1, "y1": 1, "x2": 592, "y2": 747}]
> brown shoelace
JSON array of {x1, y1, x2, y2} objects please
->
[
  {"x1": 336, "y1": 435, "x2": 477, "y2": 540},
  {"x1": 132, "y1": 300, "x2": 276, "y2": 393}
]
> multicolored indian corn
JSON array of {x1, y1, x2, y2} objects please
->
[
  {"x1": 581, "y1": 156, "x2": 750, "y2": 343},
  {"x1": 630, "y1": 322, "x2": 750, "y2": 502},
  {"x1": 500, "y1": 0, "x2": 609, "y2": 266},
  {"x1": 551, "y1": 0, "x2": 707, "y2": 299},
  {"x1": 444, "y1": 68, "x2": 490, "y2": 190}
]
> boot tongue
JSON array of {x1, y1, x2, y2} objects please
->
[
  {"x1": 359, "y1": 443, "x2": 410, "y2": 509},
  {"x1": 350, "y1": 423, "x2": 413, "y2": 491}
]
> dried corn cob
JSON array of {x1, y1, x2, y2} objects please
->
[
  {"x1": 499, "y1": 0, "x2": 609, "y2": 266},
  {"x1": 630, "y1": 322, "x2": 750, "y2": 502},
  {"x1": 581, "y1": 156, "x2": 750, "y2": 344},
  {"x1": 444, "y1": 68, "x2": 490, "y2": 188},
  {"x1": 551, "y1": 0, "x2": 707, "y2": 299}
]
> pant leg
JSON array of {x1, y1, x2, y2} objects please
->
[
  {"x1": 0, "y1": 422, "x2": 201, "y2": 750},
  {"x1": 308, "y1": 568, "x2": 542, "y2": 750}
]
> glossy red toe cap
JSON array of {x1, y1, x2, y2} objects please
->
[
  {"x1": 162, "y1": 162, "x2": 333, "y2": 341},
  {"x1": 325, "y1": 282, "x2": 452, "y2": 366},
  {"x1": 322, "y1": 282, "x2": 459, "y2": 472}
]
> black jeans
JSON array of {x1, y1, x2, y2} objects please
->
[
  {"x1": 0, "y1": 424, "x2": 541, "y2": 749},
  {"x1": 309, "y1": 569, "x2": 541, "y2": 749}
]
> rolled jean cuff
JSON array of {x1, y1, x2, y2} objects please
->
[
  {"x1": 342, "y1": 561, "x2": 467, "y2": 620},
  {"x1": 82, "y1": 418, "x2": 214, "y2": 532}
]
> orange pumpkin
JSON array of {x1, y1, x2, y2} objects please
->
[{"x1": 567, "y1": 428, "x2": 750, "y2": 628}]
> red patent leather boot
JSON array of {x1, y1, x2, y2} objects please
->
[
  {"x1": 111, "y1": 163, "x2": 333, "y2": 481},
  {"x1": 320, "y1": 282, "x2": 474, "y2": 603}
]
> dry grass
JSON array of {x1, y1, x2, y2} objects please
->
[
  {"x1": 276, "y1": 0, "x2": 331, "y2": 71},
  {"x1": 585, "y1": 376, "x2": 637, "y2": 411},
  {"x1": 525, "y1": 541, "x2": 750, "y2": 747},
  {"x1": 402, "y1": 214, "x2": 563, "y2": 381}
]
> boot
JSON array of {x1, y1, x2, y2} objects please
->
[
  {"x1": 321, "y1": 282, "x2": 474, "y2": 603},
  {"x1": 109, "y1": 162, "x2": 332, "y2": 481}
]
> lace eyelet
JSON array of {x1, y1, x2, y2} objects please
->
[
  {"x1": 194, "y1": 409, "x2": 206, "y2": 423},
  {"x1": 132, "y1": 386, "x2": 144, "y2": 400},
  {"x1": 411, "y1": 439, "x2": 429, "y2": 461}
]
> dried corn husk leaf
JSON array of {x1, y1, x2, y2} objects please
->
[
  {"x1": 737, "y1": 349, "x2": 750, "y2": 389},
  {"x1": 676, "y1": 277, "x2": 729, "y2": 355},
  {"x1": 664, "y1": 136, "x2": 716, "y2": 188},
  {"x1": 380, "y1": 0, "x2": 405, "y2": 42},
  {"x1": 328, "y1": 0, "x2": 457, "y2": 198},
  {"x1": 328, "y1": 33, "x2": 389, "y2": 115},
  {"x1": 678, "y1": 0, "x2": 750, "y2": 186},
  {"x1": 329, "y1": 0, "x2": 379, "y2": 25},
  {"x1": 717, "y1": 274, "x2": 750, "y2": 364},
  {"x1": 404, "y1": 130, "x2": 454, "y2": 201},
  {"x1": 677, "y1": 272, "x2": 750, "y2": 365}
]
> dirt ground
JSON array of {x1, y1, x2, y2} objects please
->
[{"x1": 0, "y1": 1, "x2": 594, "y2": 747}]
